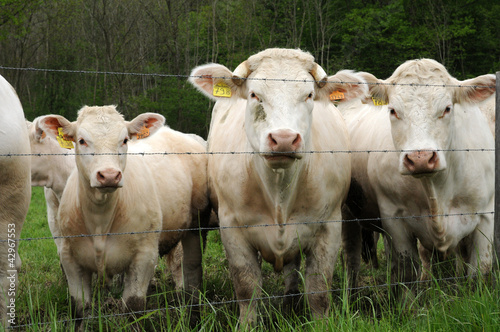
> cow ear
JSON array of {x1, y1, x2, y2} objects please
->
[
  {"x1": 455, "y1": 74, "x2": 495, "y2": 104},
  {"x1": 356, "y1": 72, "x2": 389, "y2": 105},
  {"x1": 189, "y1": 63, "x2": 245, "y2": 101},
  {"x1": 30, "y1": 117, "x2": 49, "y2": 142},
  {"x1": 317, "y1": 70, "x2": 369, "y2": 102},
  {"x1": 37, "y1": 115, "x2": 75, "y2": 141},
  {"x1": 127, "y1": 113, "x2": 165, "y2": 138}
]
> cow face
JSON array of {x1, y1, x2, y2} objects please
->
[
  {"x1": 189, "y1": 48, "x2": 367, "y2": 170},
  {"x1": 360, "y1": 59, "x2": 495, "y2": 177},
  {"x1": 39, "y1": 107, "x2": 165, "y2": 192}
]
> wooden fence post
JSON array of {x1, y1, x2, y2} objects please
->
[{"x1": 495, "y1": 71, "x2": 500, "y2": 271}]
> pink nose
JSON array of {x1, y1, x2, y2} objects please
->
[
  {"x1": 268, "y1": 129, "x2": 301, "y2": 152},
  {"x1": 96, "y1": 168, "x2": 122, "y2": 187},
  {"x1": 403, "y1": 150, "x2": 439, "y2": 174}
]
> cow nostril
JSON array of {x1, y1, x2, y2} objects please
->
[
  {"x1": 292, "y1": 134, "x2": 301, "y2": 147},
  {"x1": 404, "y1": 154, "x2": 414, "y2": 166},
  {"x1": 429, "y1": 152, "x2": 438, "y2": 165},
  {"x1": 97, "y1": 171, "x2": 105, "y2": 181},
  {"x1": 268, "y1": 133, "x2": 277, "y2": 146}
]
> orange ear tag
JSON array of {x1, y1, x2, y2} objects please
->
[
  {"x1": 213, "y1": 82, "x2": 232, "y2": 98},
  {"x1": 137, "y1": 125, "x2": 150, "y2": 140},
  {"x1": 56, "y1": 127, "x2": 74, "y2": 149},
  {"x1": 371, "y1": 97, "x2": 388, "y2": 106},
  {"x1": 329, "y1": 90, "x2": 345, "y2": 101}
]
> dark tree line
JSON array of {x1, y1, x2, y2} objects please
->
[{"x1": 0, "y1": 0, "x2": 498, "y2": 138}]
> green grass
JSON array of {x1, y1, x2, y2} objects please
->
[{"x1": 9, "y1": 187, "x2": 500, "y2": 331}]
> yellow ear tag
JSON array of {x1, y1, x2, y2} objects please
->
[
  {"x1": 371, "y1": 97, "x2": 388, "y2": 106},
  {"x1": 137, "y1": 125, "x2": 150, "y2": 140},
  {"x1": 56, "y1": 127, "x2": 74, "y2": 149},
  {"x1": 329, "y1": 90, "x2": 345, "y2": 101},
  {"x1": 213, "y1": 82, "x2": 232, "y2": 98}
]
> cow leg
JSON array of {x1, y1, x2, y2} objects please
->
[
  {"x1": 180, "y1": 230, "x2": 204, "y2": 326},
  {"x1": 283, "y1": 255, "x2": 301, "y2": 314},
  {"x1": 382, "y1": 221, "x2": 419, "y2": 287},
  {"x1": 341, "y1": 218, "x2": 361, "y2": 290},
  {"x1": 466, "y1": 215, "x2": 493, "y2": 276},
  {"x1": 62, "y1": 260, "x2": 92, "y2": 319},
  {"x1": 122, "y1": 246, "x2": 157, "y2": 313},
  {"x1": 165, "y1": 243, "x2": 184, "y2": 290},
  {"x1": 220, "y1": 228, "x2": 261, "y2": 327},
  {"x1": 305, "y1": 222, "x2": 342, "y2": 319}
]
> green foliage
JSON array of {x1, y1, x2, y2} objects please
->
[{"x1": 0, "y1": 0, "x2": 498, "y2": 136}]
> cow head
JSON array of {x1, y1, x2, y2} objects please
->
[
  {"x1": 38, "y1": 106, "x2": 165, "y2": 192},
  {"x1": 189, "y1": 48, "x2": 367, "y2": 169},
  {"x1": 359, "y1": 59, "x2": 495, "y2": 177},
  {"x1": 26, "y1": 117, "x2": 74, "y2": 192}
]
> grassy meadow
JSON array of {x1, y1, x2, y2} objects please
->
[{"x1": 9, "y1": 187, "x2": 500, "y2": 331}]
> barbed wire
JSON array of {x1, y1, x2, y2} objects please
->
[
  {"x1": 0, "y1": 147, "x2": 495, "y2": 159},
  {"x1": 8, "y1": 275, "x2": 471, "y2": 330},
  {"x1": 0, "y1": 66, "x2": 495, "y2": 88},
  {"x1": 6, "y1": 211, "x2": 493, "y2": 243}
]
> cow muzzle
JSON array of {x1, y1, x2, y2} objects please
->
[
  {"x1": 402, "y1": 150, "x2": 440, "y2": 176},
  {"x1": 94, "y1": 168, "x2": 123, "y2": 189},
  {"x1": 263, "y1": 129, "x2": 303, "y2": 169}
]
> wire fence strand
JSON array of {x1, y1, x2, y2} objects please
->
[
  {"x1": 5, "y1": 211, "x2": 493, "y2": 243},
  {"x1": 0, "y1": 65, "x2": 495, "y2": 88}
]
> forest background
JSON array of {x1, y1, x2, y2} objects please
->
[{"x1": 0, "y1": 0, "x2": 498, "y2": 138}]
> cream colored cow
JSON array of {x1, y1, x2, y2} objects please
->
[
  {"x1": 0, "y1": 74, "x2": 31, "y2": 327},
  {"x1": 27, "y1": 118, "x2": 208, "y2": 290},
  {"x1": 38, "y1": 106, "x2": 165, "y2": 320},
  {"x1": 190, "y1": 48, "x2": 367, "y2": 325},
  {"x1": 343, "y1": 59, "x2": 495, "y2": 285}
]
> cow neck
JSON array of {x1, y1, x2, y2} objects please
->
[
  {"x1": 252, "y1": 156, "x2": 302, "y2": 227},
  {"x1": 78, "y1": 178, "x2": 119, "y2": 235},
  {"x1": 78, "y1": 178, "x2": 119, "y2": 278},
  {"x1": 419, "y1": 166, "x2": 454, "y2": 252}
]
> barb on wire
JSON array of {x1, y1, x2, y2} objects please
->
[
  {"x1": 0, "y1": 66, "x2": 495, "y2": 89},
  {"x1": 7, "y1": 211, "x2": 493, "y2": 243},
  {"x1": 8, "y1": 274, "x2": 470, "y2": 330}
]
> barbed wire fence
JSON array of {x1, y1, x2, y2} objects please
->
[{"x1": 0, "y1": 65, "x2": 498, "y2": 330}]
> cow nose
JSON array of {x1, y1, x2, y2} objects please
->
[
  {"x1": 403, "y1": 150, "x2": 439, "y2": 174},
  {"x1": 268, "y1": 129, "x2": 301, "y2": 152},
  {"x1": 96, "y1": 168, "x2": 122, "y2": 187}
]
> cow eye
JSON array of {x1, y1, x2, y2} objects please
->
[
  {"x1": 78, "y1": 138, "x2": 87, "y2": 146},
  {"x1": 439, "y1": 106, "x2": 452, "y2": 119},
  {"x1": 306, "y1": 92, "x2": 313, "y2": 100},
  {"x1": 123, "y1": 138, "x2": 129, "y2": 145},
  {"x1": 389, "y1": 108, "x2": 400, "y2": 119},
  {"x1": 250, "y1": 92, "x2": 260, "y2": 102}
]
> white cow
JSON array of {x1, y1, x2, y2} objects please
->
[
  {"x1": 0, "y1": 74, "x2": 31, "y2": 327},
  {"x1": 38, "y1": 106, "x2": 165, "y2": 321},
  {"x1": 343, "y1": 59, "x2": 495, "y2": 284},
  {"x1": 27, "y1": 118, "x2": 205, "y2": 290},
  {"x1": 189, "y1": 48, "x2": 367, "y2": 325}
]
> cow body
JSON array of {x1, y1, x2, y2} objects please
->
[
  {"x1": 344, "y1": 59, "x2": 495, "y2": 283},
  {"x1": 39, "y1": 106, "x2": 165, "y2": 319},
  {"x1": 29, "y1": 117, "x2": 209, "y2": 291},
  {"x1": 190, "y1": 48, "x2": 367, "y2": 324},
  {"x1": 0, "y1": 75, "x2": 31, "y2": 327}
]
